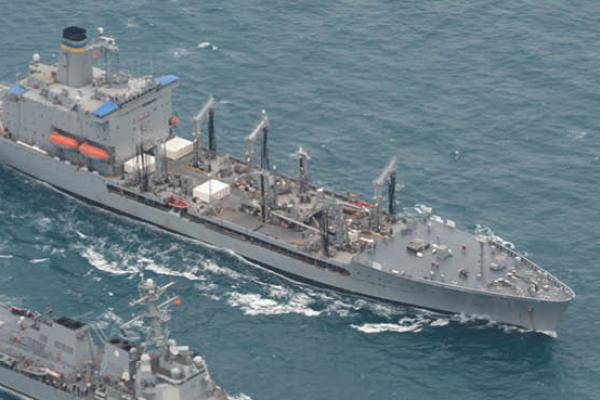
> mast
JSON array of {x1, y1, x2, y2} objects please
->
[
  {"x1": 208, "y1": 108, "x2": 216, "y2": 154},
  {"x1": 371, "y1": 156, "x2": 398, "y2": 231},
  {"x1": 89, "y1": 27, "x2": 120, "y2": 86},
  {"x1": 296, "y1": 147, "x2": 311, "y2": 203},
  {"x1": 192, "y1": 96, "x2": 217, "y2": 168},
  {"x1": 121, "y1": 276, "x2": 180, "y2": 352},
  {"x1": 244, "y1": 110, "x2": 269, "y2": 169},
  {"x1": 319, "y1": 209, "x2": 330, "y2": 257}
]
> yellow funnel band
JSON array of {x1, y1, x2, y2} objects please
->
[{"x1": 61, "y1": 44, "x2": 89, "y2": 53}]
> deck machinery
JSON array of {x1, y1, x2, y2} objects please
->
[{"x1": 0, "y1": 27, "x2": 574, "y2": 335}]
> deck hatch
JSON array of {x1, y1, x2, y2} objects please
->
[{"x1": 407, "y1": 238, "x2": 429, "y2": 253}]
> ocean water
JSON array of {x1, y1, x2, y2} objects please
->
[{"x1": 0, "y1": 1, "x2": 599, "y2": 399}]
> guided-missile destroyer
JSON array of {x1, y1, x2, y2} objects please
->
[
  {"x1": 0, "y1": 274, "x2": 228, "y2": 400},
  {"x1": 0, "y1": 26, "x2": 574, "y2": 335}
]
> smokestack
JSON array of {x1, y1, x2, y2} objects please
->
[{"x1": 56, "y1": 26, "x2": 93, "y2": 88}]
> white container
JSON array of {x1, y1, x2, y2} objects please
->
[
  {"x1": 165, "y1": 136, "x2": 194, "y2": 160},
  {"x1": 193, "y1": 179, "x2": 230, "y2": 203},
  {"x1": 124, "y1": 154, "x2": 156, "y2": 174}
]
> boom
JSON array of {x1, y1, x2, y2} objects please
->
[
  {"x1": 244, "y1": 110, "x2": 270, "y2": 169},
  {"x1": 371, "y1": 156, "x2": 398, "y2": 230},
  {"x1": 192, "y1": 96, "x2": 217, "y2": 167}
]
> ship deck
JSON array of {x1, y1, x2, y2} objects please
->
[
  {"x1": 110, "y1": 145, "x2": 573, "y2": 302},
  {"x1": 153, "y1": 150, "x2": 363, "y2": 265},
  {"x1": 0, "y1": 78, "x2": 573, "y2": 302},
  {"x1": 357, "y1": 218, "x2": 573, "y2": 301}
]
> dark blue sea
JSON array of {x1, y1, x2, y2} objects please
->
[{"x1": 0, "y1": 1, "x2": 599, "y2": 399}]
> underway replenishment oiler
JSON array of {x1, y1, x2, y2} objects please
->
[
  {"x1": 0, "y1": 274, "x2": 228, "y2": 400},
  {"x1": 0, "y1": 27, "x2": 574, "y2": 335}
]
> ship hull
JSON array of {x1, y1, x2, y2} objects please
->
[
  {"x1": 0, "y1": 138, "x2": 570, "y2": 335},
  {"x1": 0, "y1": 365, "x2": 76, "y2": 400}
]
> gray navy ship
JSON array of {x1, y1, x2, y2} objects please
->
[
  {"x1": 0, "y1": 26, "x2": 574, "y2": 335},
  {"x1": 0, "y1": 274, "x2": 228, "y2": 400}
]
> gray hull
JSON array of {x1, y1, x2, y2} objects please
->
[
  {"x1": 0, "y1": 366, "x2": 76, "y2": 400},
  {"x1": 0, "y1": 138, "x2": 570, "y2": 335}
]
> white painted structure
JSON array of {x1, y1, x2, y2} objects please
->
[
  {"x1": 193, "y1": 179, "x2": 230, "y2": 203},
  {"x1": 124, "y1": 154, "x2": 156, "y2": 174},
  {"x1": 165, "y1": 136, "x2": 193, "y2": 160}
]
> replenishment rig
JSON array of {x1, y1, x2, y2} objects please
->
[{"x1": 0, "y1": 26, "x2": 574, "y2": 335}]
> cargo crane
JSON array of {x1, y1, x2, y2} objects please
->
[
  {"x1": 371, "y1": 156, "x2": 398, "y2": 231},
  {"x1": 192, "y1": 96, "x2": 217, "y2": 168}
]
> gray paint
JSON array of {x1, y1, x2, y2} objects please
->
[
  {"x1": 0, "y1": 139, "x2": 572, "y2": 334},
  {"x1": 0, "y1": 278, "x2": 228, "y2": 400},
  {"x1": 0, "y1": 27, "x2": 574, "y2": 339}
]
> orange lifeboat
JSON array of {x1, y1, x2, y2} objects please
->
[
  {"x1": 167, "y1": 195, "x2": 190, "y2": 209},
  {"x1": 79, "y1": 143, "x2": 111, "y2": 161},
  {"x1": 351, "y1": 200, "x2": 374, "y2": 209},
  {"x1": 46, "y1": 369, "x2": 64, "y2": 380},
  {"x1": 49, "y1": 131, "x2": 79, "y2": 149}
]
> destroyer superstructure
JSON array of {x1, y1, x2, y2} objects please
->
[
  {"x1": 0, "y1": 274, "x2": 228, "y2": 400},
  {"x1": 0, "y1": 26, "x2": 574, "y2": 335}
]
